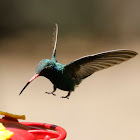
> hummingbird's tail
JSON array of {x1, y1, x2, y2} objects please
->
[{"x1": 51, "y1": 24, "x2": 58, "y2": 62}]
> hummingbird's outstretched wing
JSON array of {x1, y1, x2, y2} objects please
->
[
  {"x1": 64, "y1": 50, "x2": 137, "y2": 81},
  {"x1": 51, "y1": 24, "x2": 58, "y2": 62}
]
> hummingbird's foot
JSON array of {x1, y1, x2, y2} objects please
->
[
  {"x1": 61, "y1": 91, "x2": 71, "y2": 99},
  {"x1": 61, "y1": 96, "x2": 69, "y2": 99},
  {"x1": 45, "y1": 92, "x2": 56, "y2": 96},
  {"x1": 45, "y1": 86, "x2": 57, "y2": 96}
]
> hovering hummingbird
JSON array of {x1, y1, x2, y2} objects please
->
[{"x1": 19, "y1": 24, "x2": 138, "y2": 99}]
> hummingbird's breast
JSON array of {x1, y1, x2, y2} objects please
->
[{"x1": 41, "y1": 65, "x2": 75, "y2": 91}]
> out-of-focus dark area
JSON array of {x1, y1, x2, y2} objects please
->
[
  {"x1": 0, "y1": 1, "x2": 140, "y2": 140},
  {"x1": 0, "y1": 0, "x2": 140, "y2": 38}
]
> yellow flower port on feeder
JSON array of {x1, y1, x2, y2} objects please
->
[
  {"x1": 0, "y1": 123, "x2": 14, "y2": 140},
  {"x1": 0, "y1": 111, "x2": 25, "y2": 120}
]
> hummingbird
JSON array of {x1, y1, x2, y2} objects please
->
[{"x1": 19, "y1": 24, "x2": 138, "y2": 99}]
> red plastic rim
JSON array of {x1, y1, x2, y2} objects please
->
[{"x1": 20, "y1": 122, "x2": 67, "y2": 140}]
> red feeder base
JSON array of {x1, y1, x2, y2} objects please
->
[{"x1": 0, "y1": 116, "x2": 67, "y2": 140}]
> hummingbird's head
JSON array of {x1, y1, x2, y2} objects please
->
[
  {"x1": 19, "y1": 59, "x2": 52, "y2": 95},
  {"x1": 35, "y1": 59, "x2": 51, "y2": 74}
]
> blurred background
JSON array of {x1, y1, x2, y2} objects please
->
[{"x1": 0, "y1": 0, "x2": 140, "y2": 139}]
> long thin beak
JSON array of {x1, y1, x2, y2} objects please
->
[{"x1": 19, "y1": 74, "x2": 39, "y2": 95}]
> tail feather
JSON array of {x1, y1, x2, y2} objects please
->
[{"x1": 51, "y1": 24, "x2": 58, "y2": 62}]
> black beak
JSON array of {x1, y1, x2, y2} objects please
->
[{"x1": 19, "y1": 74, "x2": 39, "y2": 95}]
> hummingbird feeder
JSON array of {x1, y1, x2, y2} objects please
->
[{"x1": 0, "y1": 111, "x2": 67, "y2": 140}]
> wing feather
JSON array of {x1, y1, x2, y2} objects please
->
[
  {"x1": 64, "y1": 49, "x2": 137, "y2": 81},
  {"x1": 51, "y1": 24, "x2": 58, "y2": 62}
]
